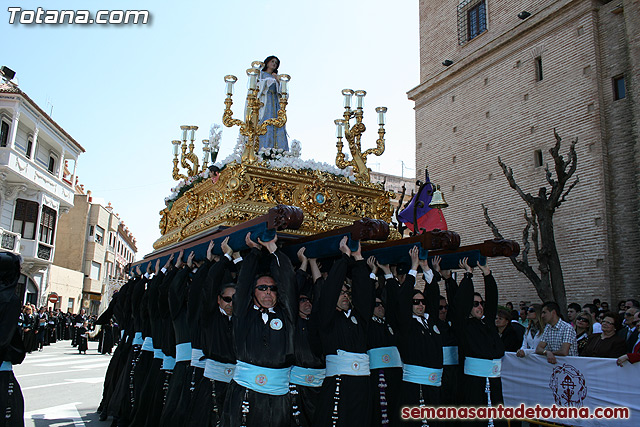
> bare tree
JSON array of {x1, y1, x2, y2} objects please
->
[{"x1": 483, "y1": 130, "x2": 579, "y2": 315}]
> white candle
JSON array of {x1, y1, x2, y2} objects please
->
[
  {"x1": 247, "y1": 69, "x2": 259, "y2": 90},
  {"x1": 172, "y1": 141, "x2": 180, "y2": 156},
  {"x1": 342, "y1": 89, "x2": 354, "y2": 109},
  {"x1": 181, "y1": 128, "x2": 188, "y2": 141},
  {"x1": 279, "y1": 74, "x2": 290, "y2": 95},
  {"x1": 355, "y1": 90, "x2": 366, "y2": 109},
  {"x1": 376, "y1": 107, "x2": 387, "y2": 125},
  {"x1": 335, "y1": 119, "x2": 344, "y2": 138},
  {"x1": 224, "y1": 75, "x2": 237, "y2": 96}
]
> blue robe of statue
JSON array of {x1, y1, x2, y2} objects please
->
[{"x1": 257, "y1": 71, "x2": 289, "y2": 151}]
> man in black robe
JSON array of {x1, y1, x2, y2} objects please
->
[
  {"x1": 315, "y1": 237, "x2": 373, "y2": 427},
  {"x1": 452, "y1": 259, "x2": 506, "y2": 427},
  {"x1": 366, "y1": 257, "x2": 402, "y2": 427},
  {"x1": 394, "y1": 247, "x2": 443, "y2": 426},
  {"x1": 289, "y1": 247, "x2": 325, "y2": 427},
  {"x1": 0, "y1": 252, "x2": 26, "y2": 427},
  {"x1": 222, "y1": 232, "x2": 296, "y2": 427},
  {"x1": 189, "y1": 237, "x2": 240, "y2": 426}
]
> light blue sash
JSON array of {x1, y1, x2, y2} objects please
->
[
  {"x1": 0, "y1": 361, "x2": 11, "y2": 371},
  {"x1": 233, "y1": 361, "x2": 290, "y2": 395},
  {"x1": 443, "y1": 346, "x2": 459, "y2": 365},
  {"x1": 141, "y1": 337, "x2": 154, "y2": 352},
  {"x1": 464, "y1": 357, "x2": 502, "y2": 378},
  {"x1": 325, "y1": 349, "x2": 370, "y2": 377},
  {"x1": 403, "y1": 363, "x2": 443, "y2": 386},
  {"x1": 204, "y1": 359, "x2": 236, "y2": 383},
  {"x1": 191, "y1": 348, "x2": 206, "y2": 369},
  {"x1": 132, "y1": 332, "x2": 143, "y2": 346},
  {"x1": 367, "y1": 346, "x2": 403, "y2": 369},
  {"x1": 176, "y1": 342, "x2": 192, "y2": 362},
  {"x1": 162, "y1": 355, "x2": 176, "y2": 370},
  {"x1": 153, "y1": 348, "x2": 164, "y2": 359},
  {"x1": 290, "y1": 366, "x2": 326, "y2": 387}
]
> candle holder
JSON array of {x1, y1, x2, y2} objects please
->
[
  {"x1": 222, "y1": 61, "x2": 290, "y2": 164},
  {"x1": 335, "y1": 88, "x2": 387, "y2": 183},
  {"x1": 171, "y1": 125, "x2": 201, "y2": 180}
]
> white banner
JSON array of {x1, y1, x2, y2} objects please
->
[{"x1": 502, "y1": 352, "x2": 639, "y2": 427}]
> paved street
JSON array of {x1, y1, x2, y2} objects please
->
[{"x1": 13, "y1": 340, "x2": 112, "y2": 427}]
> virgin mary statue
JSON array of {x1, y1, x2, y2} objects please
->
[{"x1": 256, "y1": 55, "x2": 289, "y2": 151}]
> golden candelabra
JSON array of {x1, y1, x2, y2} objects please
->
[
  {"x1": 334, "y1": 89, "x2": 387, "y2": 183},
  {"x1": 171, "y1": 125, "x2": 212, "y2": 181},
  {"x1": 222, "y1": 61, "x2": 291, "y2": 165}
]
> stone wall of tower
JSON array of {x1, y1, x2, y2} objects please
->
[{"x1": 411, "y1": 0, "x2": 639, "y2": 306}]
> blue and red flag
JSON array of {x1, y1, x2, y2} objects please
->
[{"x1": 397, "y1": 179, "x2": 447, "y2": 233}]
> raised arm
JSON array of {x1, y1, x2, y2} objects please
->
[
  {"x1": 351, "y1": 242, "x2": 374, "y2": 320},
  {"x1": 420, "y1": 258, "x2": 439, "y2": 320},
  {"x1": 479, "y1": 262, "x2": 498, "y2": 323},
  {"x1": 318, "y1": 239, "x2": 350, "y2": 329},
  {"x1": 234, "y1": 233, "x2": 261, "y2": 317},
  {"x1": 452, "y1": 258, "x2": 474, "y2": 328}
]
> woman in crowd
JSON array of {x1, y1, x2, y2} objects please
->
[
  {"x1": 495, "y1": 309, "x2": 521, "y2": 352},
  {"x1": 574, "y1": 311, "x2": 594, "y2": 355},
  {"x1": 581, "y1": 312, "x2": 626, "y2": 358},
  {"x1": 516, "y1": 304, "x2": 545, "y2": 357}
]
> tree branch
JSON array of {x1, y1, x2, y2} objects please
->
[
  {"x1": 521, "y1": 209, "x2": 531, "y2": 266},
  {"x1": 549, "y1": 130, "x2": 579, "y2": 205},
  {"x1": 482, "y1": 204, "x2": 505, "y2": 240},
  {"x1": 557, "y1": 177, "x2": 579, "y2": 207},
  {"x1": 498, "y1": 157, "x2": 535, "y2": 205},
  {"x1": 525, "y1": 208, "x2": 540, "y2": 260},
  {"x1": 544, "y1": 163, "x2": 556, "y2": 187},
  {"x1": 482, "y1": 204, "x2": 542, "y2": 290}
]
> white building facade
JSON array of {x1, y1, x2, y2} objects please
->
[{"x1": 0, "y1": 82, "x2": 85, "y2": 306}]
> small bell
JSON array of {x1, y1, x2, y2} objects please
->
[{"x1": 429, "y1": 185, "x2": 448, "y2": 209}]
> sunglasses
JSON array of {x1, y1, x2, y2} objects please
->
[
  {"x1": 299, "y1": 297, "x2": 310, "y2": 303},
  {"x1": 413, "y1": 299, "x2": 425, "y2": 306},
  {"x1": 220, "y1": 296, "x2": 233, "y2": 303},
  {"x1": 375, "y1": 301, "x2": 384, "y2": 307},
  {"x1": 576, "y1": 317, "x2": 588, "y2": 322},
  {"x1": 624, "y1": 312, "x2": 634, "y2": 317},
  {"x1": 473, "y1": 301, "x2": 485, "y2": 308},
  {"x1": 256, "y1": 285, "x2": 278, "y2": 292},
  {"x1": 439, "y1": 305, "x2": 448, "y2": 310}
]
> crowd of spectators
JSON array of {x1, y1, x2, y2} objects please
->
[{"x1": 501, "y1": 297, "x2": 640, "y2": 366}]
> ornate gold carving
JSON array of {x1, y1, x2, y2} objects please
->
[{"x1": 153, "y1": 162, "x2": 396, "y2": 250}]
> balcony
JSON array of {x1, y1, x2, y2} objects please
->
[
  {"x1": 1, "y1": 148, "x2": 75, "y2": 207},
  {"x1": 0, "y1": 228, "x2": 21, "y2": 253}
]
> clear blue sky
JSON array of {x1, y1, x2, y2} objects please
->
[{"x1": 3, "y1": 0, "x2": 419, "y2": 258}]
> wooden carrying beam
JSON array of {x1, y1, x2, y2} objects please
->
[{"x1": 129, "y1": 205, "x2": 303, "y2": 273}]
